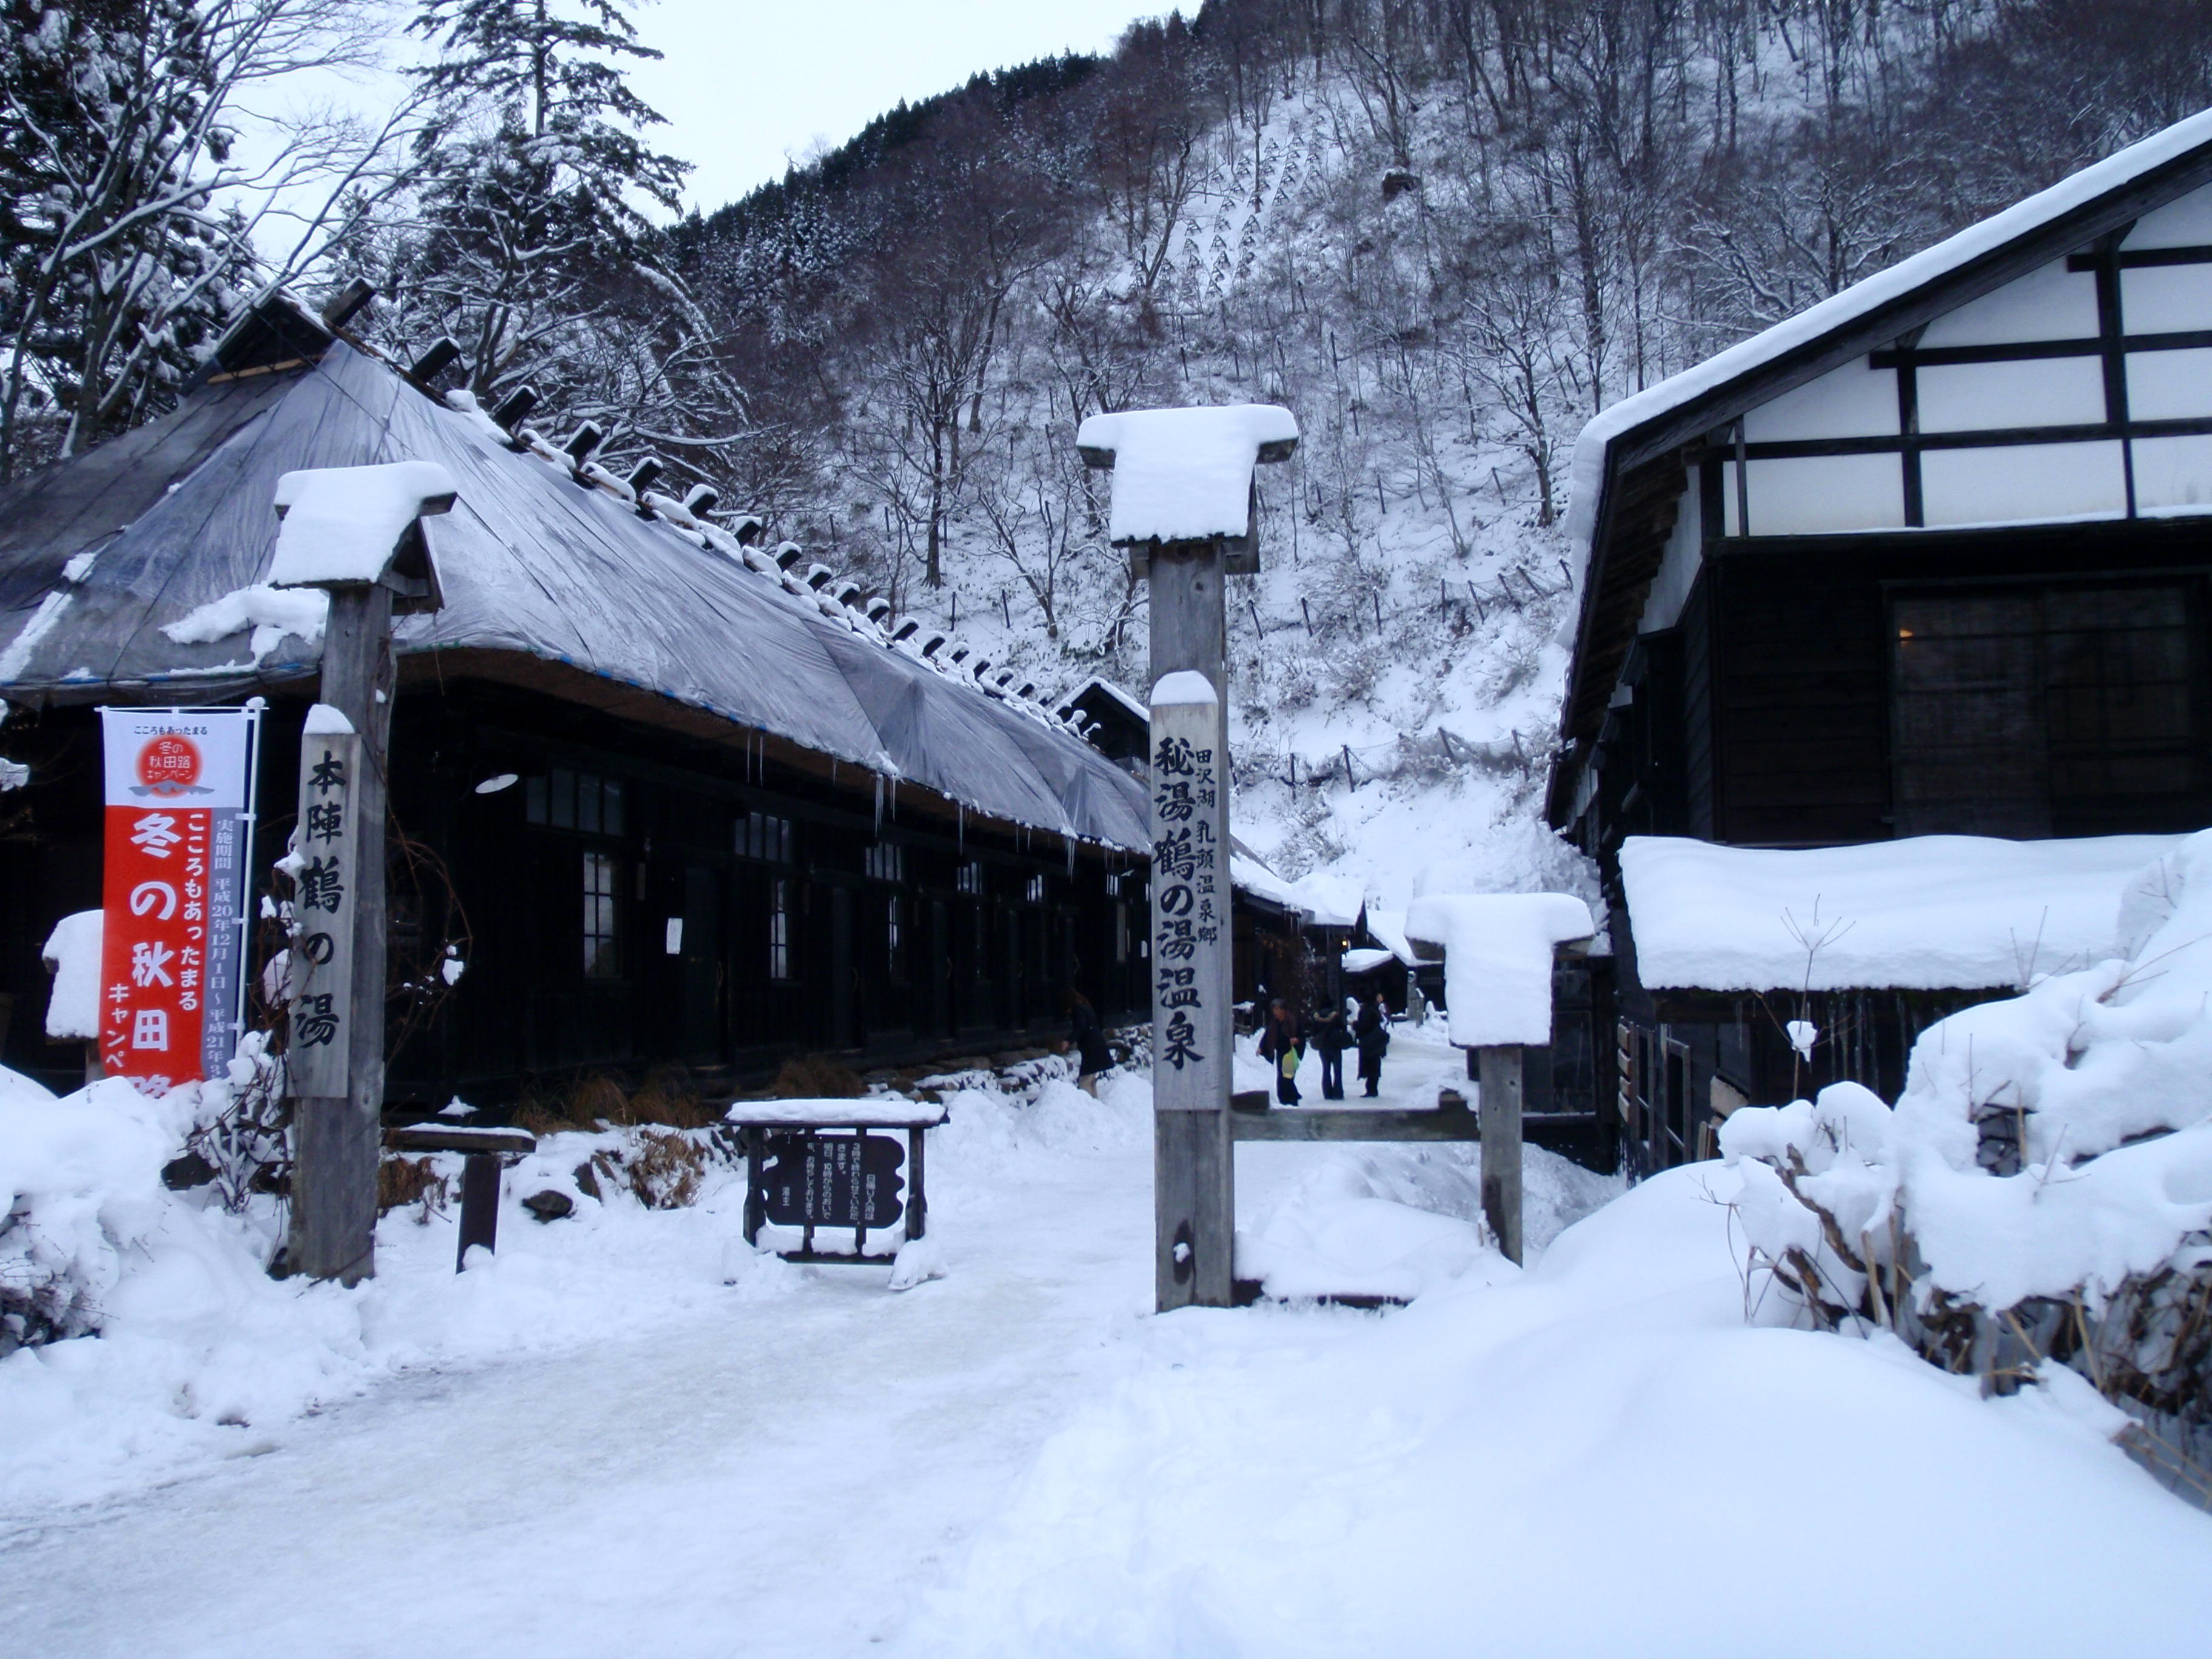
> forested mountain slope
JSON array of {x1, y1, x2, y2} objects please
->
[{"x1": 662, "y1": 1, "x2": 2208, "y2": 900}]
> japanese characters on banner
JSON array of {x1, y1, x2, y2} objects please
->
[
  {"x1": 1148, "y1": 671, "x2": 1230, "y2": 1111},
  {"x1": 98, "y1": 708, "x2": 258, "y2": 1089},
  {"x1": 287, "y1": 717, "x2": 361, "y2": 1099}
]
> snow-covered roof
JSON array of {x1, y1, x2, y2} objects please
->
[
  {"x1": 1403, "y1": 893, "x2": 1595, "y2": 1048},
  {"x1": 1362, "y1": 908, "x2": 1420, "y2": 968},
  {"x1": 1565, "y1": 108, "x2": 2212, "y2": 554},
  {"x1": 0, "y1": 342, "x2": 1148, "y2": 851},
  {"x1": 1619, "y1": 834, "x2": 2187, "y2": 993},
  {"x1": 1230, "y1": 850, "x2": 1304, "y2": 915},
  {"x1": 1287, "y1": 873, "x2": 1365, "y2": 930},
  {"x1": 270, "y1": 461, "x2": 457, "y2": 587},
  {"x1": 1059, "y1": 675, "x2": 1148, "y2": 725},
  {"x1": 1076, "y1": 404, "x2": 1298, "y2": 543},
  {"x1": 1341, "y1": 947, "x2": 1395, "y2": 976}
]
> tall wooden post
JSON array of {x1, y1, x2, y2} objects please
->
[
  {"x1": 1148, "y1": 555, "x2": 1235, "y2": 1310},
  {"x1": 284, "y1": 583, "x2": 393, "y2": 1284},
  {"x1": 1077, "y1": 404, "x2": 1298, "y2": 1314},
  {"x1": 1477, "y1": 1044, "x2": 1524, "y2": 1264},
  {"x1": 272, "y1": 462, "x2": 452, "y2": 1284}
]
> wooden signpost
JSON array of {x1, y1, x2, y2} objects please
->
[
  {"x1": 272, "y1": 463, "x2": 454, "y2": 1285},
  {"x1": 1078, "y1": 405, "x2": 1298, "y2": 1312}
]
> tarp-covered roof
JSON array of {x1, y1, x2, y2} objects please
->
[{"x1": 0, "y1": 343, "x2": 1148, "y2": 850}]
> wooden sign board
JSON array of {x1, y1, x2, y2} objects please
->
[
  {"x1": 758, "y1": 1131, "x2": 907, "y2": 1229},
  {"x1": 1148, "y1": 670, "x2": 1230, "y2": 1114},
  {"x1": 287, "y1": 728, "x2": 361, "y2": 1099}
]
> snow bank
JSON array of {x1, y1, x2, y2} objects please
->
[
  {"x1": 1403, "y1": 891, "x2": 1593, "y2": 1047},
  {"x1": 1076, "y1": 404, "x2": 1298, "y2": 543},
  {"x1": 921, "y1": 1161, "x2": 2212, "y2": 1658},
  {"x1": 269, "y1": 460, "x2": 457, "y2": 586},
  {"x1": 1620, "y1": 832, "x2": 2179, "y2": 991},
  {"x1": 1720, "y1": 828, "x2": 2212, "y2": 1475},
  {"x1": 0, "y1": 1090, "x2": 792, "y2": 1511},
  {"x1": 40, "y1": 908, "x2": 101, "y2": 1039}
]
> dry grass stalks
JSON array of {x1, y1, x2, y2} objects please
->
[
  {"x1": 629, "y1": 1131, "x2": 706, "y2": 1209},
  {"x1": 514, "y1": 1067, "x2": 720, "y2": 1133},
  {"x1": 765, "y1": 1054, "x2": 866, "y2": 1099},
  {"x1": 377, "y1": 1155, "x2": 447, "y2": 1220}
]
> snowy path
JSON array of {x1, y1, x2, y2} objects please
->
[
  {"x1": 2, "y1": 1124, "x2": 1152, "y2": 1656},
  {"x1": 0, "y1": 1032, "x2": 1470, "y2": 1657},
  {"x1": 10, "y1": 1028, "x2": 2208, "y2": 1657}
]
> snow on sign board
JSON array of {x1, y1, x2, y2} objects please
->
[
  {"x1": 1076, "y1": 405, "x2": 1298, "y2": 544},
  {"x1": 1618, "y1": 833, "x2": 2186, "y2": 992},
  {"x1": 269, "y1": 460, "x2": 457, "y2": 588},
  {"x1": 1404, "y1": 893, "x2": 1594, "y2": 1049},
  {"x1": 96, "y1": 709, "x2": 257, "y2": 1088}
]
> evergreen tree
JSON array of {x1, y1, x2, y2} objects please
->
[{"x1": 396, "y1": 0, "x2": 693, "y2": 400}]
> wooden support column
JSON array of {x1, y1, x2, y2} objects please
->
[
  {"x1": 1477, "y1": 1044, "x2": 1524, "y2": 1265},
  {"x1": 1148, "y1": 545, "x2": 1234, "y2": 1312}
]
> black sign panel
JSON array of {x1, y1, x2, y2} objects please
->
[{"x1": 759, "y1": 1131, "x2": 906, "y2": 1228}]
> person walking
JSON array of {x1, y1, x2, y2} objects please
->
[
  {"x1": 1355, "y1": 989, "x2": 1390, "y2": 1099},
  {"x1": 1311, "y1": 995, "x2": 1351, "y2": 1101},
  {"x1": 1256, "y1": 996, "x2": 1305, "y2": 1105},
  {"x1": 1064, "y1": 987, "x2": 1113, "y2": 1096}
]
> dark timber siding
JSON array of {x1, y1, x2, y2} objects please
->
[
  {"x1": 1712, "y1": 553, "x2": 1891, "y2": 845},
  {"x1": 1680, "y1": 568, "x2": 1717, "y2": 839},
  {"x1": 1706, "y1": 518, "x2": 2212, "y2": 847}
]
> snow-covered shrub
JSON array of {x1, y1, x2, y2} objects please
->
[
  {"x1": 0, "y1": 1071, "x2": 198, "y2": 1353},
  {"x1": 1722, "y1": 830, "x2": 2212, "y2": 1500}
]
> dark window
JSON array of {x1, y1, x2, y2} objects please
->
[
  {"x1": 1026, "y1": 873, "x2": 1047, "y2": 903},
  {"x1": 583, "y1": 851, "x2": 620, "y2": 979},
  {"x1": 956, "y1": 859, "x2": 985, "y2": 895},
  {"x1": 887, "y1": 894, "x2": 906, "y2": 981},
  {"x1": 769, "y1": 877, "x2": 793, "y2": 980},
  {"x1": 1892, "y1": 584, "x2": 2203, "y2": 836},
  {"x1": 528, "y1": 768, "x2": 625, "y2": 835},
  {"x1": 740, "y1": 810, "x2": 794, "y2": 863},
  {"x1": 865, "y1": 841, "x2": 904, "y2": 883}
]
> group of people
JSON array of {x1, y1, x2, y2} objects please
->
[
  {"x1": 1062, "y1": 984, "x2": 1394, "y2": 1107},
  {"x1": 1258, "y1": 988, "x2": 1390, "y2": 1105}
]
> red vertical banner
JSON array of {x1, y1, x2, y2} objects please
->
[{"x1": 98, "y1": 710, "x2": 255, "y2": 1090}]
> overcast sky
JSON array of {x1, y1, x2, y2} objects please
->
[{"x1": 628, "y1": 1, "x2": 1174, "y2": 214}]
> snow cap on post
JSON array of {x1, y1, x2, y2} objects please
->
[
  {"x1": 270, "y1": 460, "x2": 457, "y2": 612},
  {"x1": 1150, "y1": 669, "x2": 1218, "y2": 708},
  {"x1": 1077, "y1": 404, "x2": 1298, "y2": 575},
  {"x1": 1404, "y1": 892, "x2": 1595, "y2": 1048}
]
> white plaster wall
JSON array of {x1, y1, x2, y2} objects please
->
[
  {"x1": 2134, "y1": 435, "x2": 2212, "y2": 513},
  {"x1": 1919, "y1": 258, "x2": 2099, "y2": 346},
  {"x1": 1723, "y1": 453, "x2": 1906, "y2": 536},
  {"x1": 2121, "y1": 265, "x2": 2212, "y2": 335},
  {"x1": 2125, "y1": 347, "x2": 2212, "y2": 420},
  {"x1": 1917, "y1": 356, "x2": 2107, "y2": 430},
  {"x1": 2121, "y1": 184, "x2": 2212, "y2": 250},
  {"x1": 1921, "y1": 441, "x2": 2126, "y2": 526},
  {"x1": 1741, "y1": 358, "x2": 1899, "y2": 442}
]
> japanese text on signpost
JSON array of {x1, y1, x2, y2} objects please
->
[{"x1": 1149, "y1": 671, "x2": 1229, "y2": 1112}]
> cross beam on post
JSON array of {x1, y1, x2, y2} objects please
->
[
  {"x1": 269, "y1": 461, "x2": 455, "y2": 1284},
  {"x1": 1078, "y1": 404, "x2": 1297, "y2": 1312}
]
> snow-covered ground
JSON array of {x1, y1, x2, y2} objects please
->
[{"x1": 5, "y1": 1027, "x2": 2208, "y2": 1656}]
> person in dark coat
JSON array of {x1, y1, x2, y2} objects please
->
[
  {"x1": 1256, "y1": 996, "x2": 1305, "y2": 1105},
  {"x1": 1310, "y1": 996, "x2": 1352, "y2": 1101},
  {"x1": 1355, "y1": 990, "x2": 1390, "y2": 1098},
  {"x1": 1064, "y1": 988, "x2": 1113, "y2": 1096}
]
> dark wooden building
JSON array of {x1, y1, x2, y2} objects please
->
[
  {"x1": 1546, "y1": 110, "x2": 2212, "y2": 1175},
  {"x1": 0, "y1": 296, "x2": 1153, "y2": 1105}
]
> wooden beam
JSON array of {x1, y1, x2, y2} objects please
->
[{"x1": 1228, "y1": 1105, "x2": 1482, "y2": 1142}]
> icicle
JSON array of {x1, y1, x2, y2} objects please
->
[
  {"x1": 957, "y1": 804, "x2": 965, "y2": 852},
  {"x1": 874, "y1": 773, "x2": 884, "y2": 833},
  {"x1": 1065, "y1": 835, "x2": 1076, "y2": 877}
]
